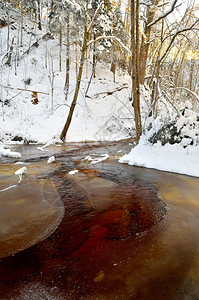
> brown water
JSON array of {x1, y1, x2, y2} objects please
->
[
  {"x1": 0, "y1": 142, "x2": 199, "y2": 300},
  {"x1": 0, "y1": 162, "x2": 64, "y2": 258}
]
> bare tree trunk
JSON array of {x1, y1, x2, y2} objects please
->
[
  {"x1": 0, "y1": 70, "x2": 4, "y2": 121},
  {"x1": 6, "y1": 37, "x2": 14, "y2": 66},
  {"x1": 168, "y1": 46, "x2": 181, "y2": 81},
  {"x1": 59, "y1": 25, "x2": 62, "y2": 72},
  {"x1": 15, "y1": 19, "x2": 20, "y2": 72},
  {"x1": 194, "y1": 64, "x2": 199, "y2": 92},
  {"x1": 150, "y1": 17, "x2": 164, "y2": 117},
  {"x1": 150, "y1": 60, "x2": 160, "y2": 117},
  {"x1": 180, "y1": 60, "x2": 186, "y2": 88},
  {"x1": 60, "y1": 4, "x2": 88, "y2": 141},
  {"x1": 45, "y1": 19, "x2": 48, "y2": 69},
  {"x1": 92, "y1": 33, "x2": 96, "y2": 78},
  {"x1": 189, "y1": 59, "x2": 194, "y2": 91},
  {"x1": 131, "y1": 0, "x2": 142, "y2": 144},
  {"x1": 111, "y1": 42, "x2": 117, "y2": 82},
  {"x1": 135, "y1": 0, "x2": 142, "y2": 140},
  {"x1": 49, "y1": 55, "x2": 55, "y2": 108},
  {"x1": 65, "y1": 15, "x2": 70, "y2": 100},
  {"x1": 20, "y1": 0, "x2": 23, "y2": 47},
  {"x1": 37, "y1": 0, "x2": 42, "y2": 30},
  {"x1": 175, "y1": 51, "x2": 185, "y2": 86},
  {"x1": 139, "y1": 0, "x2": 160, "y2": 84},
  {"x1": 75, "y1": 28, "x2": 78, "y2": 80},
  {"x1": 85, "y1": 70, "x2": 94, "y2": 97},
  {"x1": 7, "y1": 8, "x2": 9, "y2": 51}
]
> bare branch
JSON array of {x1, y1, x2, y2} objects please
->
[
  {"x1": 159, "y1": 19, "x2": 199, "y2": 62},
  {"x1": 0, "y1": 85, "x2": 49, "y2": 95},
  {"x1": 161, "y1": 90, "x2": 179, "y2": 112},
  {"x1": 147, "y1": 0, "x2": 178, "y2": 28}
]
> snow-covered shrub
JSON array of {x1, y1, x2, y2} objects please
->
[
  {"x1": 147, "y1": 104, "x2": 199, "y2": 147},
  {"x1": 149, "y1": 120, "x2": 180, "y2": 145}
]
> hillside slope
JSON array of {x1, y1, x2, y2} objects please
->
[{"x1": 0, "y1": 7, "x2": 134, "y2": 144}]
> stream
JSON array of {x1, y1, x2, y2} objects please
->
[{"x1": 0, "y1": 141, "x2": 199, "y2": 300}]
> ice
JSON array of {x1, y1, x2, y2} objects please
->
[
  {"x1": 90, "y1": 154, "x2": 110, "y2": 165},
  {"x1": 47, "y1": 156, "x2": 56, "y2": 164},
  {"x1": 15, "y1": 167, "x2": 27, "y2": 175},
  {"x1": 0, "y1": 147, "x2": 21, "y2": 158},
  {"x1": 68, "y1": 170, "x2": 79, "y2": 175}
]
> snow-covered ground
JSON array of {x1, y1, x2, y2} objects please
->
[
  {"x1": 119, "y1": 141, "x2": 199, "y2": 178},
  {"x1": 119, "y1": 107, "x2": 199, "y2": 178},
  {"x1": 0, "y1": 7, "x2": 199, "y2": 178},
  {"x1": 0, "y1": 7, "x2": 133, "y2": 145}
]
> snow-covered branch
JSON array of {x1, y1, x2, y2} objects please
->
[
  {"x1": 87, "y1": 36, "x2": 131, "y2": 55},
  {"x1": 147, "y1": 0, "x2": 178, "y2": 27},
  {"x1": 170, "y1": 87, "x2": 199, "y2": 103},
  {"x1": 93, "y1": 84, "x2": 128, "y2": 98}
]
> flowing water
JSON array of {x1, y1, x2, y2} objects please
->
[{"x1": 0, "y1": 141, "x2": 199, "y2": 300}]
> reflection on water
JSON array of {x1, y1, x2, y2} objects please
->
[{"x1": 0, "y1": 143, "x2": 199, "y2": 299}]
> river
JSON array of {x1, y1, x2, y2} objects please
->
[{"x1": 0, "y1": 141, "x2": 199, "y2": 299}]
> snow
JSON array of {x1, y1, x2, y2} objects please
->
[
  {"x1": 83, "y1": 155, "x2": 93, "y2": 161},
  {"x1": 15, "y1": 166, "x2": 27, "y2": 175},
  {"x1": 0, "y1": 166, "x2": 27, "y2": 193},
  {"x1": 0, "y1": 146, "x2": 21, "y2": 158},
  {"x1": 90, "y1": 153, "x2": 109, "y2": 164},
  {"x1": 119, "y1": 106, "x2": 199, "y2": 178},
  {"x1": 68, "y1": 170, "x2": 78, "y2": 175},
  {"x1": 119, "y1": 142, "x2": 199, "y2": 178},
  {"x1": 83, "y1": 153, "x2": 109, "y2": 164},
  {"x1": 37, "y1": 147, "x2": 48, "y2": 152},
  {"x1": 47, "y1": 156, "x2": 56, "y2": 164},
  {"x1": 0, "y1": 7, "x2": 133, "y2": 146}
]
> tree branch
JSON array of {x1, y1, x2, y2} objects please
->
[
  {"x1": 147, "y1": 0, "x2": 178, "y2": 28},
  {"x1": 93, "y1": 84, "x2": 128, "y2": 98},
  {"x1": 0, "y1": 85, "x2": 49, "y2": 95},
  {"x1": 159, "y1": 19, "x2": 199, "y2": 62},
  {"x1": 170, "y1": 87, "x2": 199, "y2": 102},
  {"x1": 87, "y1": 35, "x2": 131, "y2": 54}
]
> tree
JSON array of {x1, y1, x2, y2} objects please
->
[
  {"x1": 60, "y1": 1, "x2": 103, "y2": 141},
  {"x1": 139, "y1": 0, "x2": 160, "y2": 85},
  {"x1": 151, "y1": 2, "x2": 199, "y2": 113},
  {"x1": 60, "y1": 0, "x2": 89, "y2": 141},
  {"x1": 129, "y1": 0, "x2": 199, "y2": 140},
  {"x1": 88, "y1": 0, "x2": 112, "y2": 78},
  {"x1": 64, "y1": 11, "x2": 70, "y2": 99},
  {"x1": 130, "y1": 0, "x2": 142, "y2": 143}
]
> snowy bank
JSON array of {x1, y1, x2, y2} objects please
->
[
  {"x1": 0, "y1": 146, "x2": 21, "y2": 158},
  {"x1": 119, "y1": 143, "x2": 199, "y2": 178}
]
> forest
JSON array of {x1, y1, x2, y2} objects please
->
[{"x1": 0, "y1": 0, "x2": 199, "y2": 174}]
